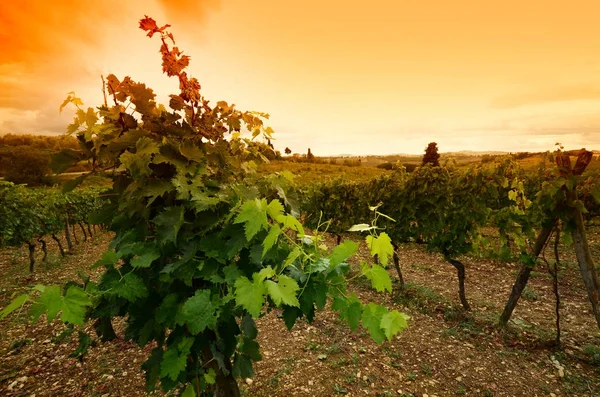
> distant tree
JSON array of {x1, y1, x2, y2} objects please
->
[
  {"x1": 284, "y1": 147, "x2": 292, "y2": 155},
  {"x1": 3, "y1": 147, "x2": 52, "y2": 186},
  {"x1": 422, "y1": 142, "x2": 440, "y2": 167},
  {"x1": 307, "y1": 148, "x2": 315, "y2": 161}
]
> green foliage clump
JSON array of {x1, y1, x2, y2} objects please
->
[{"x1": 583, "y1": 345, "x2": 600, "y2": 367}]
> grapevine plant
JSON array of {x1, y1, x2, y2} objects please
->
[{"x1": 0, "y1": 16, "x2": 409, "y2": 396}]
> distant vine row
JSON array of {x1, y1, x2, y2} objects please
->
[{"x1": 0, "y1": 182, "x2": 106, "y2": 272}]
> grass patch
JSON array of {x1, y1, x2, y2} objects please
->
[
  {"x1": 333, "y1": 383, "x2": 348, "y2": 394},
  {"x1": 584, "y1": 345, "x2": 600, "y2": 367},
  {"x1": 522, "y1": 287, "x2": 540, "y2": 301},
  {"x1": 268, "y1": 357, "x2": 294, "y2": 387},
  {"x1": 326, "y1": 343, "x2": 341, "y2": 354},
  {"x1": 9, "y1": 338, "x2": 33, "y2": 350},
  {"x1": 305, "y1": 340, "x2": 320, "y2": 352},
  {"x1": 410, "y1": 263, "x2": 433, "y2": 272},
  {"x1": 331, "y1": 357, "x2": 349, "y2": 368},
  {"x1": 420, "y1": 363, "x2": 432, "y2": 375},
  {"x1": 394, "y1": 282, "x2": 448, "y2": 314}
]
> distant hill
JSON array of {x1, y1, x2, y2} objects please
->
[{"x1": 440, "y1": 150, "x2": 508, "y2": 157}]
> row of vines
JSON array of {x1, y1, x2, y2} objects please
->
[
  {"x1": 300, "y1": 151, "x2": 600, "y2": 329},
  {"x1": 0, "y1": 182, "x2": 105, "y2": 272}
]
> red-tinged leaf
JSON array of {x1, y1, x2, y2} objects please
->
[
  {"x1": 169, "y1": 95, "x2": 186, "y2": 111},
  {"x1": 139, "y1": 16, "x2": 159, "y2": 33},
  {"x1": 166, "y1": 32, "x2": 175, "y2": 44},
  {"x1": 106, "y1": 74, "x2": 120, "y2": 95},
  {"x1": 139, "y1": 15, "x2": 171, "y2": 38}
]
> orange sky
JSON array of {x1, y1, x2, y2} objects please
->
[{"x1": 1, "y1": 0, "x2": 599, "y2": 155}]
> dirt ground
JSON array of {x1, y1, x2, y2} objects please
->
[{"x1": 1, "y1": 228, "x2": 599, "y2": 397}]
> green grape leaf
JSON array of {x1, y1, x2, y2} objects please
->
[
  {"x1": 30, "y1": 285, "x2": 62, "y2": 323},
  {"x1": 92, "y1": 251, "x2": 119, "y2": 269},
  {"x1": 29, "y1": 285, "x2": 92, "y2": 326},
  {"x1": 181, "y1": 290, "x2": 219, "y2": 334},
  {"x1": 142, "y1": 348, "x2": 163, "y2": 392},
  {"x1": 234, "y1": 276, "x2": 266, "y2": 317},
  {"x1": 365, "y1": 232, "x2": 394, "y2": 266},
  {"x1": 331, "y1": 296, "x2": 346, "y2": 312},
  {"x1": 332, "y1": 294, "x2": 362, "y2": 331},
  {"x1": 262, "y1": 224, "x2": 281, "y2": 258},
  {"x1": 313, "y1": 280, "x2": 328, "y2": 310},
  {"x1": 69, "y1": 330, "x2": 93, "y2": 360},
  {"x1": 239, "y1": 338, "x2": 262, "y2": 361},
  {"x1": 275, "y1": 214, "x2": 305, "y2": 237},
  {"x1": 180, "y1": 140, "x2": 205, "y2": 163},
  {"x1": 234, "y1": 199, "x2": 268, "y2": 240},
  {"x1": 283, "y1": 247, "x2": 302, "y2": 267},
  {"x1": 160, "y1": 345, "x2": 188, "y2": 381},
  {"x1": 181, "y1": 384, "x2": 196, "y2": 397},
  {"x1": 265, "y1": 275, "x2": 300, "y2": 307},
  {"x1": 156, "y1": 293, "x2": 181, "y2": 326},
  {"x1": 309, "y1": 258, "x2": 330, "y2": 274},
  {"x1": 50, "y1": 149, "x2": 84, "y2": 174},
  {"x1": 61, "y1": 286, "x2": 92, "y2": 326},
  {"x1": 346, "y1": 300, "x2": 363, "y2": 331},
  {"x1": 282, "y1": 305, "x2": 302, "y2": 330},
  {"x1": 380, "y1": 310, "x2": 409, "y2": 341},
  {"x1": 267, "y1": 199, "x2": 285, "y2": 220},
  {"x1": 257, "y1": 266, "x2": 276, "y2": 281},
  {"x1": 153, "y1": 206, "x2": 185, "y2": 245},
  {"x1": 233, "y1": 353, "x2": 254, "y2": 379},
  {"x1": 204, "y1": 368, "x2": 216, "y2": 385},
  {"x1": 131, "y1": 247, "x2": 161, "y2": 268},
  {"x1": 62, "y1": 174, "x2": 88, "y2": 193},
  {"x1": 241, "y1": 315, "x2": 258, "y2": 339},
  {"x1": 0, "y1": 293, "x2": 29, "y2": 320},
  {"x1": 143, "y1": 179, "x2": 172, "y2": 206},
  {"x1": 328, "y1": 240, "x2": 359, "y2": 267},
  {"x1": 118, "y1": 137, "x2": 160, "y2": 178},
  {"x1": 222, "y1": 264, "x2": 243, "y2": 284},
  {"x1": 128, "y1": 83, "x2": 157, "y2": 115},
  {"x1": 362, "y1": 263, "x2": 392, "y2": 293},
  {"x1": 361, "y1": 303, "x2": 388, "y2": 344},
  {"x1": 110, "y1": 273, "x2": 148, "y2": 301}
]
